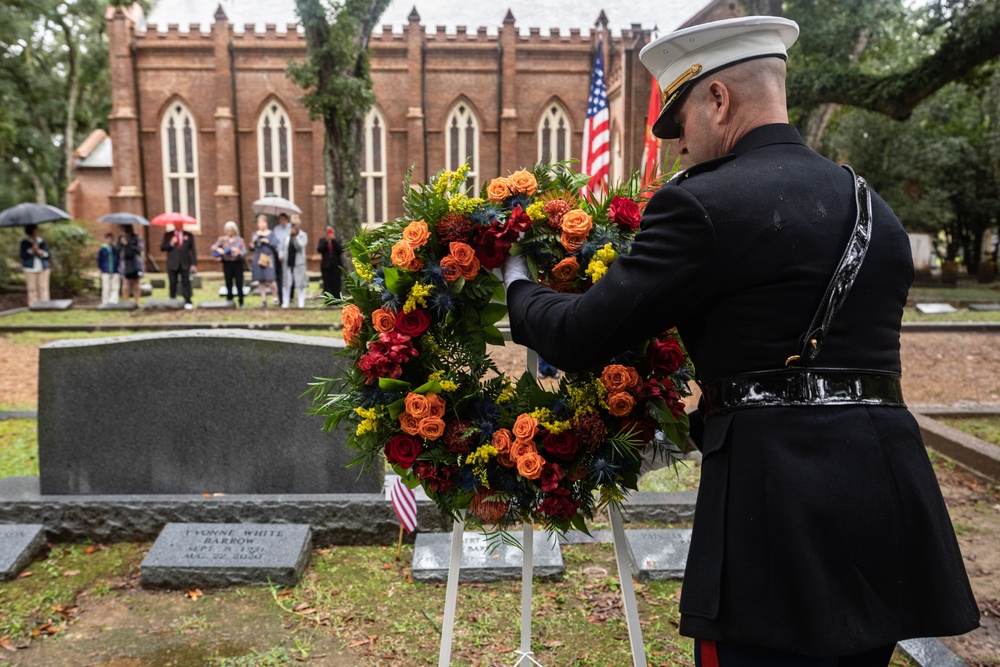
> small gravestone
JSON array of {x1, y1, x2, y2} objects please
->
[
  {"x1": 898, "y1": 638, "x2": 967, "y2": 667},
  {"x1": 969, "y1": 303, "x2": 1000, "y2": 312},
  {"x1": 190, "y1": 275, "x2": 202, "y2": 289},
  {"x1": 0, "y1": 524, "x2": 46, "y2": 581},
  {"x1": 915, "y1": 303, "x2": 958, "y2": 314},
  {"x1": 198, "y1": 300, "x2": 237, "y2": 309},
  {"x1": 411, "y1": 531, "x2": 563, "y2": 583},
  {"x1": 97, "y1": 302, "x2": 138, "y2": 311},
  {"x1": 141, "y1": 523, "x2": 311, "y2": 588},
  {"x1": 28, "y1": 300, "x2": 73, "y2": 311},
  {"x1": 142, "y1": 298, "x2": 184, "y2": 310},
  {"x1": 624, "y1": 529, "x2": 692, "y2": 581},
  {"x1": 557, "y1": 530, "x2": 613, "y2": 545},
  {"x1": 140, "y1": 283, "x2": 153, "y2": 296},
  {"x1": 149, "y1": 278, "x2": 166, "y2": 288}
]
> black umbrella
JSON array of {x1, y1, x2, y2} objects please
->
[
  {"x1": 0, "y1": 202, "x2": 71, "y2": 228},
  {"x1": 97, "y1": 212, "x2": 150, "y2": 226}
]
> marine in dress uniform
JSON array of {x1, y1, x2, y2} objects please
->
[{"x1": 503, "y1": 16, "x2": 979, "y2": 667}]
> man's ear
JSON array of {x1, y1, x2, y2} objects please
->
[{"x1": 708, "y1": 80, "x2": 731, "y2": 122}]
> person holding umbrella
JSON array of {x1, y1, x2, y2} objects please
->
[
  {"x1": 271, "y1": 213, "x2": 291, "y2": 306},
  {"x1": 19, "y1": 224, "x2": 51, "y2": 306},
  {"x1": 159, "y1": 221, "x2": 198, "y2": 309},
  {"x1": 249, "y1": 215, "x2": 277, "y2": 308},
  {"x1": 118, "y1": 224, "x2": 144, "y2": 306}
]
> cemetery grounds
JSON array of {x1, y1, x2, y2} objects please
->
[{"x1": 0, "y1": 281, "x2": 998, "y2": 665}]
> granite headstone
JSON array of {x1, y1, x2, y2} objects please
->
[
  {"x1": 37, "y1": 330, "x2": 379, "y2": 495},
  {"x1": 898, "y1": 638, "x2": 968, "y2": 667},
  {"x1": 411, "y1": 531, "x2": 563, "y2": 583},
  {"x1": 141, "y1": 298, "x2": 183, "y2": 310},
  {"x1": 969, "y1": 303, "x2": 1000, "y2": 312},
  {"x1": 624, "y1": 528, "x2": 692, "y2": 581},
  {"x1": 0, "y1": 524, "x2": 46, "y2": 580},
  {"x1": 915, "y1": 303, "x2": 958, "y2": 314},
  {"x1": 97, "y1": 301, "x2": 138, "y2": 311},
  {"x1": 198, "y1": 300, "x2": 237, "y2": 309},
  {"x1": 28, "y1": 299, "x2": 73, "y2": 311},
  {"x1": 141, "y1": 522, "x2": 311, "y2": 588}
]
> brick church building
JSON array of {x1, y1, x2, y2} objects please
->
[{"x1": 68, "y1": 0, "x2": 739, "y2": 267}]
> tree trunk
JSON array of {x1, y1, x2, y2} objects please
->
[
  {"x1": 56, "y1": 13, "x2": 80, "y2": 209},
  {"x1": 802, "y1": 28, "x2": 870, "y2": 150},
  {"x1": 324, "y1": 112, "x2": 365, "y2": 248},
  {"x1": 24, "y1": 160, "x2": 47, "y2": 204}
]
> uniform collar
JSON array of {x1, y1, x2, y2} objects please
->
[{"x1": 731, "y1": 123, "x2": 805, "y2": 157}]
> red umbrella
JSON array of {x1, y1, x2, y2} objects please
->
[{"x1": 150, "y1": 212, "x2": 197, "y2": 227}]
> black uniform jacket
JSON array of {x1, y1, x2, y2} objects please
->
[
  {"x1": 507, "y1": 124, "x2": 979, "y2": 656},
  {"x1": 160, "y1": 231, "x2": 197, "y2": 271},
  {"x1": 317, "y1": 237, "x2": 343, "y2": 271}
]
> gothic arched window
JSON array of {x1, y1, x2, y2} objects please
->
[
  {"x1": 538, "y1": 103, "x2": 571, "y2": 164},
  {"x1": 258, "y1": 101, "x2": 294, "y2": 200},
  {"x1": 161, "y1": 101, "x2": 200, "y2": 223},
  {"x1": 361, "y1": 107, "x2": 388, "y2": 225},
  {"x1": 445, "y1": 102, "x2": 479, "y2": 193}
]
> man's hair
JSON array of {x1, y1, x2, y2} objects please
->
[
  {"x1": 693, "y1": 56, "x2": 787, "y2": 112},
  {"x1": 279, "y1": 213, "x2": 289, "y2": 221},
  {"x1": 105, "y1": 233, "x2": 114, "y2": 240}
]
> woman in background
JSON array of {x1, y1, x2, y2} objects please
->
[
  {"x1": 211, "y1": 221, "x2": 247, "y2": 307},
  {"x1": 249, "y1": 216, "x2": 277, "y2": 308}
]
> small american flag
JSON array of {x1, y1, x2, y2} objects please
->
[
  {"x1": 390, "y1": 477, "x2": 417, "y2": 533},
  {"x1": 581, "y1": 39, "x2": 610, "y2": 196}
]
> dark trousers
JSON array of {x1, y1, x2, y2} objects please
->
[
  {"x1": 273, "y1": 257, "x2": 284, "y2": 302},
  {"x1": 694, "y1": 640, "x2": 895, "y2": 667},
  {"x1": 223, "y1": 260, "x2": 244, "y2": 305},
  {"x1": 168, "y1": 268, "x2": 192, "y2": 303},
  {"x1": 321, "y1": 267, "x2": 340, "y2": 298}
]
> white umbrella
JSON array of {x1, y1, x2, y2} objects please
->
[{"x1": 252, "y1": 196, "x2": 301, "y2": 216}]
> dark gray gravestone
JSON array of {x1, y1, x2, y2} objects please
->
[
  {"x1": 411, "y1": 531, "x2": 563, "y2": 583},
  {"x1": 141, "y1": 523, "x2": 311, "y2": 588},
  {"x1": 624, "y1": 528, "x2": 692, "y2": 581},
  {"x1": 190, "y1": 275, "x2": 202, "y2": 289},
  {"x1": 97, "y1": 301, "x2": 138, "y2": 311},
  {"x1": 142, "y1": 298, "x2": 183, "y2": 310},
  {"x1": 969, "y1": 303, "x2": 1000, "y2": 312},
  {"x1": 149, "y1": 278, "x2": 166, "y2": 288},
  {"x1": 28, "y1": 299, "x2": 73, "y2": 311},
  {"x1": 898, "y1": 638, "x2": 967, "y2": 667},
  {"x1": 37, "y1": 330, "x2": 378, "y2": 495},
  {"x1": 198, "y1": 300, "x2": 236, "y2": 309},
  {"x1": 0, "y1": 524, "x2": 46, "y2": 580}
]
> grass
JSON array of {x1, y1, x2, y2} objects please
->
[
  {"x1": 938, "y1": 416, "x2": 1000, "y2": 449},
  {"x1": 903, "y1": 308, "x2": 1000, "y2": 322},
  {"x1": 0, "y1": 419, "x2": 37, "y2": 478},
  {"x1": 909, "y1": 285, "x2": 1000, "y2": 300}
]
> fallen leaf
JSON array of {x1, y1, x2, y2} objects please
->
[
  {"x1": 0, "y1": 636, "x2": 17, "y2": 652},
  {"x1": 347, "y1": 639, "x2": 368, "y2": 648},
  {"x1": 62, "y1": 570, "x2": 81, "y2": 576},
  {"x1": 186, "y1": 589, "x2": 203, "y2": 601},
  {"x1": 543, "y1": 640, "x2": 564, "y2": 648},
  {"x1": 17, "y1": 571, "x2": 32, "y2": 579},
  {"x1": 201, "y1": 493, "x2": 212, "y2": 498},
  {"x1": 382, "y1": 562, "x2": 393, "y2": 570}
]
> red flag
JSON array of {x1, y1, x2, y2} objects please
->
[
  {"x1": 581, "y1": 40, "x2": 610, "y2": 196},
  {"x1": 641, "y1": 75, "x2": 663, "y2": 187},
  {"x1": 390, "y1": 477, "x2": 417, "y2": 533}
]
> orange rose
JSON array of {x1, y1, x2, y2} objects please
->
[
  {"x1": 426, "y1": 392, "x2": 446, "y2": 418},
  {"x1": 607, "y1": 391, "x2": 636, "y2": 417},
  {"x1": 550, "y1": 257, "x2": 579, "y2": 282},
  {"x1": 459, "y1": 255, "x2": 481, "y2": 281},
  {"x1": 601, "y1": 364, "x2": 639, "y2": 392},
  {"x1": 440, "y1": 255, "x2": 463, "y2": 283},
  {"x1": 486, "y1": 177, "x2": 511, "y2": 201},
  {"x1": 404, "y1": 392, "x2": 430, "y2": 419},
  {"x1": 341, "y1": 304, "x2": 363, "y2": 346},
  {"x1": 508, "y1": 169, "x2": 538, "y2": 196},
  {"x1": 371, "y1": 307, "x2": 395, "y2": 333},
  {"x1": 511, "y1": 413, "x2": 538, "y2": 441},
  {"x1": 449, "y1": 242, "x2": 477, "y2": 268},
  {"x1": 510, "y1": 438, "x2": 537, "y2": 461},
  {"x1": 417, "y1": 416, "x2": 446, "y2": 440},
  {"x1": 391, "y1": 241, "x2": 423, "y2": 271},
  {"x1": 399, "y1": 412, "x2": 421, "y2": 435},
  {"x1": 560, "y1": 232, "x2": 587, "y2": 254},
  {"x1": 516, "y1": 451, "x2": 545, "y2": 480},
  {"x1": 492, "y1": 428, "x2": 513, "y2": 454},
  {"x1": 497, "y1": 450, "x2": 517, "y2": 468},
  {"x1": 560, "y1": 209, "x2": 593, "y2": 236},
  {"x1": 402, "y1": 220, "x2": 430, "y2": 248}
]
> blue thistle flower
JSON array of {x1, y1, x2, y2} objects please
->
[
  {"x1": 380, "y1": 290, "x2": 401, "y2": 310},
  {"x1": 457, "y1": 467, "x2": 477, "y2": 493},
  {"x1": 429, "y1": 291, "x2": 456, "y2": 317},
  {"x1": 359, "y1": 385, "x2": 403, "y2": 408},
  {"x1": 590, "y1": 456, "x2": 620, "y2": 485},
  {"x1": 550, "y1": 396, "x2": 572, "y2": 419},
  {"x1": 371, "y1": 268, "x2": 386, "y2": 290},
  {"x1": 422, "y1": 261, "x2": 447, "y2": 288},
  {"x1": 471, "y1": 401, "x2": 501, "y2": 438},
  {"x1": 507, "y1": 194, "x2": 531, "y2": 211},
  {"x1": 469, "y1": 205, "x2": 502, "y2": 227}
]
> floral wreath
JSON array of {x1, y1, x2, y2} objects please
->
[{"x1": 311, "y1": 163, "x2": 694, "y2": 535}]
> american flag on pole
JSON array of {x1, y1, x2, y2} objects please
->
[
  {"x1": 641, "y1": 75, "x2": 663, "y2": 187},
  {"x1": 581, "y1": 39, "x2": 610, "y2": 196},
  {"x1": 390, "y1": 477, "x2": 417, "y2": 533}
]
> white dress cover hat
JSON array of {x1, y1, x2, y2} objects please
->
[{"x1": 639, "y1": 16, "x2": 799, "y2": 139}]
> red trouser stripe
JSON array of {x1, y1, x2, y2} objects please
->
[{"x1": 701, "y1": 639, "x2": 720, "y2": 667}]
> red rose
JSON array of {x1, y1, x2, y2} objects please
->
[
  {"x1": 416, "y1": 461, "x2": 457, "y2": 493},
  {"x1": 538, "y1": 487, "x2": 581, "y2": 520},
  {"x1": 384, "y1": 434, "x2": 422, "y2": 469},
  {"x1": 539, "y1": 462, "x2": 562, "y2": 493},
  {"x1": 647, "y1": 337, "x2": 685, "y2": 375},
  {"x1": 542, "y1": 430, "x2": 580, "y2": 462},
  {"x1": 474, "y1": 236, "x2": 509, "y2": 270},
  {"x1": 394, "y1": 308, "x2": 431, "y2": 336},
  {"x1": 609, "y1": 195, "x2": 641, "y2": 231},
  {"x1": 634, "y1": 379, "x2": 664, "y2": 401}
]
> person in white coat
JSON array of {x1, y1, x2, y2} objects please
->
[{"x1": 280, "y1": 216, "x2": 308, "y2": 308}]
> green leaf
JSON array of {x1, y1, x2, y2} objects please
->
[
  {"x1": 387, "y1": 397, "x2": 407, "y2": 420},
  {"x1": 412, "y1": 379, "x2": 444, "y2": 395},
  {"x1": 479, "y1": 303, "x2": 508, "y2": 326},
  {"x1": 378, "y1": 377, "x2": 411, "y2": 391},
  {"x1": 482, "y1": 324, "x2": 506, "y2": 346},
  {"x1": 383, "y1": 266, "x2": 414, "y2": 295}
]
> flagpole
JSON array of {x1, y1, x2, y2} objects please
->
[{"x1": 396, "y1": 522, "x2": 404, "y2": 561}]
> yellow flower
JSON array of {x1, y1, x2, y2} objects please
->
[
  {"x1": 352, "y1": 258, "x2": 375, "y2": 282},
  {"x1": 599, "y1": 485, "x2": 626, "y2": 505},
  {"x1": 450, "y1": 164, "x2": 471, "y2": 191},
  {"x1": 354, "y1": 406, "x2": 380, "y2": 435},
  {"x1": 597, "y1": 243, "x2": 617, "y2": 263},
  {"x1": 525, "y1": 200, "x2": 547, "y2": 222},
  {"x1": 448, "y1": 193, "x2": 484, "y2": 215},
  {"x1": 428, "y1": 370, "x2": 459, "y2": 393},
  {"x1": 403, "y1": 282, "x2": 435, "y2": 313},
  {"x1": 498, "y1": 381, "x2": 517, "y2": 404},
  {"x1": 568, "y1": 378, "x2": 606, "y2": 415},
  {"x1": 586, "y1": 257, "x2": 609, "y2": 282},
  {"x1": 433, "y1": 171, "x2": 452, "y2": 194},
  {"x1": 466, "y1": 443, "x2": 499, "y2": 485}
]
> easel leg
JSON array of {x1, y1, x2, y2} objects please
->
[
  {"x1": 438, "y1": 512, "x2": 465, "y2": 667},
  {"x1": 610, "y1": 504, "x2": 647, "y2": 667}
]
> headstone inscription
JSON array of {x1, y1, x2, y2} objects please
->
[
  {"x1": 0, "y1": 524, "x2": 46, "y2": 580},
  {"x1": 411, "y1": 531, "x2": 563, "y2": 583},
  {"x1": 141, "y1": 523, "x2": 311, "y2": 588},
  {"x1": 624, "y1": 528, "x2": 692, "y2": 581}
]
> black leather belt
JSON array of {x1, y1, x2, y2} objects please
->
[{"x1": 702, "y1": 368, "x2": 905, "y2": 416}]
